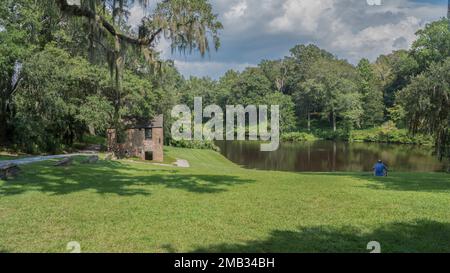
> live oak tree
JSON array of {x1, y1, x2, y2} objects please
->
[
  {"x1": 55, "y1": 0, "x2": 222, "y2": 125},
  {"x1": 0, "y1": 0, "x2": 56, "y2": 143},
  {"x1": 398, "y1": 58, "x2": 450, "y2": 159}
]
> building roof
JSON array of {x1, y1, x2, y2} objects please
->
[{"x1": 121, "y1": 115, "x2": 163, "y2": 129}]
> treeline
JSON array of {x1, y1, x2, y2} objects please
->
[
  {"x1": 0, "y1": 0, "x2": 184, "y2": 153},
  {"x1": 179, "y1": 18, "x2": 450, "y2": 157},
  {"x1": 0, "y1": 1, "x2": 449, "y2": 158}
]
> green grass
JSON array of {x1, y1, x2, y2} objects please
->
[{"x1": 0, "y1": 147, "x2": 449, "y2": 253}]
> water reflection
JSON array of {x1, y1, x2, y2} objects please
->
[{"x1": 216, "y1": 141, "x2": 448, "y2": 172}]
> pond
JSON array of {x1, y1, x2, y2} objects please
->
[{"x1": 215, "y1": 140, "x2": 448, "y2": 172}]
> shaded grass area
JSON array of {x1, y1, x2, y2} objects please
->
[{"x1": 0, "y1": 147, "x2": 449, "y2": 253}]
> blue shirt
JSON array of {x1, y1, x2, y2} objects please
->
[{"x1": 374, "y1": 163, "x2": 387, "y2": 176}]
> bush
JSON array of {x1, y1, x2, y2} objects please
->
[
  {"x1": 282, "y1": 132, "x2": 317, "y2": 142},
  {"x1": 312, "y1": 128, "x2": 350, "y2": 141},
  {"x1": 349, "y1": 122, "x2": 433, "y2": 145},
  {"x1": 169, "y1": 140, "x2": 220, "y2": 152}
]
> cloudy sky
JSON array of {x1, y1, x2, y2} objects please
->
[{"x1": 137, "y1": 0, "x2": 448, "y2": 79}]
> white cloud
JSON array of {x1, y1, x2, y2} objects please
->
[
  {"x1": 331, "y1": 16, "x2": 423, "y2": 61},
  {"x1": 224, "y1": 1, "x2": 248, "y2": 20},
  {"x1": 126, "y1": 0, "x2": 447, "y2": 78},
  {"x1": 269, "y1": 0, "x2": 334, "y2": 34}
]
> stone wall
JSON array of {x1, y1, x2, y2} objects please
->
[
  {"x1": 107, "y1": 129, "x2": 146, "y2": 160},
  {"x1": 107, "y1": 123, "x2": 164, "y2": 162}
]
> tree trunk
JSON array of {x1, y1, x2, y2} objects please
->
[
  {"x1": 88, "y1": 124, "x2": 96, "y2": 135},
  {"x1": 0, "y1": 113, "x2": 7, "y2": 144},
  {"x1": 307, "y1": 111, "x2": 311, "y2": 132},
  {"x1": 332, "y1": 111, "x2": 337, "y2": 132},
  {"x1": 0, "y1": 97, "x2": 9, "y2": 144}
]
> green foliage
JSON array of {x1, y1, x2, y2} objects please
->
[
  {"x1": 397, "y1": 57, "x2": 450, "y2": 156},
  {"x1": 0, "y1": 1, "x2": 448, "y2": 158},
  {"x1": 387, "y1": 104, "x2": 406, "y2": 128},
  {"x1": 350, "y1": 122, "x2": 433, "y2": 145},
  {"x1": 412, "y1": 19, "x2": 450, "y2": 71},
  {"x1": 169, "y1": 139, "x2": 220, "y2": 151},
  {"x1": 374, "y1": 50, "x2": 419, "y2": 108},
  {"x1": 281, "y1": 132, "x2": 317, "y2": 142},
  {"x1": 227, "y1": 67, "x2": 273, "y2": 106},
  {"x1": 262, "y1": 92, "x2": 297, "y2": 133},
  {"x1": 81, "y1": 135, "x2": 107, "y2": 146},
  {"x1": 11, "y1": 43, "x2": 173, "y2": 153},
  {"x1": 357, "y1": 58, "x2": 384, "y2": 127},
  {"x1": 76, "y1": 96, "x2": 114, "y2": 135}
]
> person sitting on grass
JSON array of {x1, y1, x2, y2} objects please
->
[{"x1": 373, "y1": 160, "x2": 388, "y2": 177}]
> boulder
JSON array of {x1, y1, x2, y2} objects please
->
[
  {"x1": 54, "y1": 157, "x2": 73, "y2": 167},
  {"x1": 0, "y1": 164, "x2": 21, "y2": 180},
  {"x1": 82, "y1": 155, "x2": 99, "y2": 164}
]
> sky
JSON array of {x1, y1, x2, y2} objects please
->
[{"x1": 132, "y1": 0, "x2": 448, "y2": 79}]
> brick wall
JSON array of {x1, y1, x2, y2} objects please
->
[{"x1": 151, "y1": 127, "x2": 164, "y2": 162}]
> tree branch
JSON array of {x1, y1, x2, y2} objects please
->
[
  {"x1": 57, "y1": 0, "x2": 161, "y2": 47},
  {"x1": 9, "y1": 77, "x2": 22, "y2": 97}
]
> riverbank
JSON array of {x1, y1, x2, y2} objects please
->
[
  {"x1": 1, "y1": 147, "x2": 449, "y2": 252},
  {"x1": 282, "y1": 127, "x2": 433, "y2": 145}
]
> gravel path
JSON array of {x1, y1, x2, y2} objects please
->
[
  {"x1": 0, "y1": 153, "x2": 95, "y2": 167},
  {"x1": 175, "y1": 159, "x2": 190, "y2": 168}
]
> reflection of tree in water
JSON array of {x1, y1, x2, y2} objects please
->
[{"x1": 216, "y1": 141, "x2": 446, "y2": 172}]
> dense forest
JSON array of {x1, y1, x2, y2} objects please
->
[{"x1": 0, "y1": 1, "x2": 449, "y2": 159}]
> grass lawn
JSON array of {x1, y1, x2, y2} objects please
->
[{"x1": 0, "y1": 147, "x2": 449, "y2": 253}]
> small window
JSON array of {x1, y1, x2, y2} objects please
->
[{"x1": 145, "y1": 128, "x2": 152, "y2": 140}]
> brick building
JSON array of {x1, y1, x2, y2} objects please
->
[{"x1": 107, "y1": 115, "x2": 164, "y2": 162}]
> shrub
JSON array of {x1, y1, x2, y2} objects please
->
[
  {"x1": 282, "y1": 132, "x2": 317, "y2": 142},
  {"x1": 169, "y1": 140, "x2": 220, "y2": 152},
  {"x1": 349, "y1": 123, "x2": 433, "y2": 145}
]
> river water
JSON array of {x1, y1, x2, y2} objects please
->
[{"x1": 216, "y1": 140, "x2": 448, "y2": 172}]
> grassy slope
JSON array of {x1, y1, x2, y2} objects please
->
[{"x1": 0, "y1": 147, "x2": 449, "y2": 253}]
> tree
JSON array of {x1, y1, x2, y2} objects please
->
[
  {"x1": 411, "y1": 19, "x2": 450, "y2": 71},
  {"x1": 260, "y1": 59, "x2": 289, "y2": 93},
  {"x1": 397, "y1": 58, "x2": 450, "y2": 159},
  {"x1": 263, "y1": 92, "x2": 297, "y2": 133},
  {"x1": 357, "y1": 58, "x2": 384, "y2": 127},
  {"x1": 0, "y1": 0, "x2": 41, "y2": 143},
  {"x1": 181, "y1": 77, "x2": 218, "y2": 107},
  {"x1": 13, "y1": 45, "x2": 111, "y2": 152},
  {"x1": 309, "y1": 58, "x2": 361, "y2": 132},
  {"x1": 227, "y1": 67, "x2": 272, "y2": 106},
  {"x1": 285, "y1": 44, "x2": 334, "y2": 93},
  {"x1": 294, "y1": 79, "x2": 324, "y2": 131},
  {"x1": 56, "y1": 0, "x2": 223, "y2": 125},
  {"x1": 375, "y1": 50, "x2": 419, "y2": 108}
]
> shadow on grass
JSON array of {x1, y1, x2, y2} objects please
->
[
  {"x1": 192, "y1": 219, "x2": 450, "y2": 253},
  {"x1": 316, "y1": 172, "x2": 450, "y2": 193},
  {"x1": 0, "y1": 159, "x2": 255, "y2": 196}
]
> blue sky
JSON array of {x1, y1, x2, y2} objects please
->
[{"x1": 138, "y1": 0, "x2": 448, "y2": 79}]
